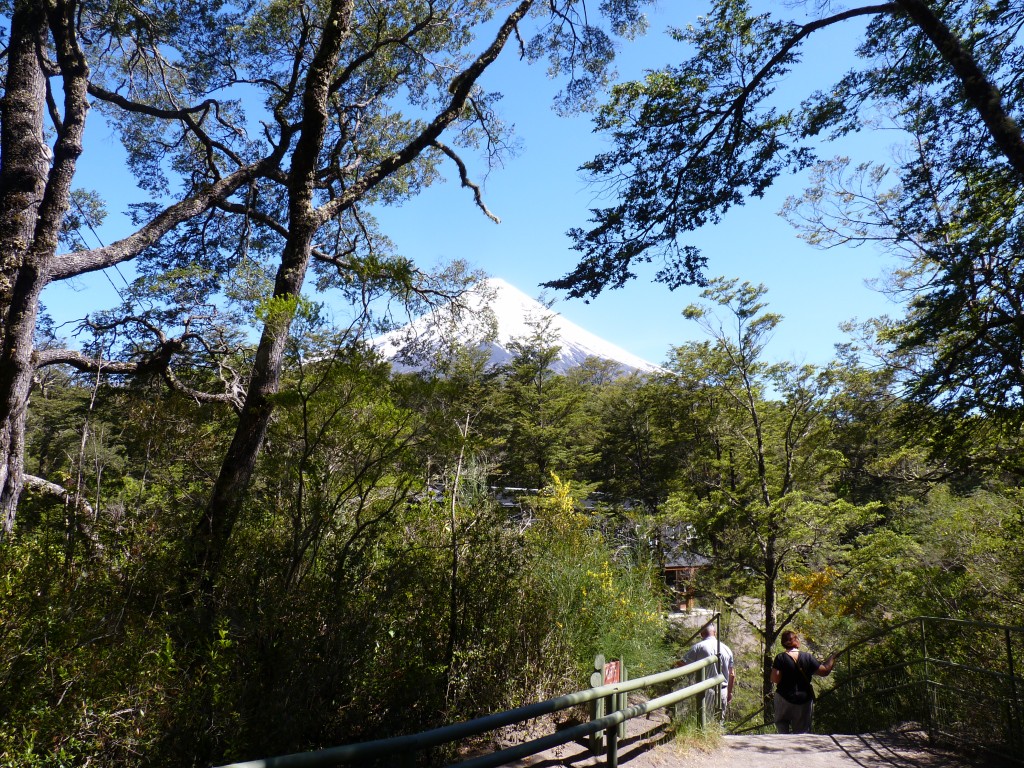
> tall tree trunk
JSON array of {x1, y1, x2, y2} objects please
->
[
  {"x1": 186, "y1": 0, "x2": 357, "y2": 591},
  {"x1": 762, "y1": 536, "x2": 778, "y2": 725},
  {"x1": 444, "y1": 414, "x2": 471, "y2": 688},
  {"x1": 895, "y1": 0, "x2": 1024, "y2": 180},
  {"x1": 0, "y1": 1, "x2": 89, "y2": 533},
  {"x1": 0, "y1": 280, "x2": 43, "y2": 535},
  {"x1": 185, "y1": 0, "x2": 535, "y2": 592},
  {"x1": 187, "y1": 239, "x2": 315, "y2": 589},
  {"x1": 0, "y1": 3, "x2": 50, "y2": 533}
]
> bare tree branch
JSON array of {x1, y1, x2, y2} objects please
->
[
  {"x1": 433, "y1": 140, "x2": 501, "y2": 223},
  {"x1": 35, "y1": 346, "x2": 244, "y2": 409},
  {"x1": 22, "y1": 473, "x2": 102, "y2": 555},
  {"x1": 314, "y1": 0, "x2": 534, "y2": 227},
  {"x1": 49, "y1": 155, "x2": 283, "y2": 280}
]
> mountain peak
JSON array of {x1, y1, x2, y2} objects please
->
[{"x1": 373, "y1": 276, "x2": 663, "y2": 376}]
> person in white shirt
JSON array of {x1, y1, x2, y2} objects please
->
[{"x1": 682, "y1": 623, "x2": 736, "y2": 721}]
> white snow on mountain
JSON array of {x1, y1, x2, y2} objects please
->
[{"x1": 372, "y1": 277, "x2": 663, "y2": 375}]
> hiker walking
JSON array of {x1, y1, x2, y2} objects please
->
[
  {"x1": 770, "y1": 630, "x2": 835, "y2": 734},
  {"x1": 683, "y1": 623, "x2": 736, "y2": 721}
]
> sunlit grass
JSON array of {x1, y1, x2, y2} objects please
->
[{"x1": 668, "y1": 716, "x2": 724, "y2": 756}]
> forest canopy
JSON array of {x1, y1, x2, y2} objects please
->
[
  {"x1": 552, "y1": 0, "x2": 1024, "y2": 417},
  {"x1": 2, "y1": 1, "x2": 1023, "y2": 765}
]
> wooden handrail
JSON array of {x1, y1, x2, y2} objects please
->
[{"x1": 213, "y1": 656, "x2": 723, "y2": 768}]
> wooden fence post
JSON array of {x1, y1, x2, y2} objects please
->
[
  {"x1": 590, "y1": 655, "x2": 605, "y2": 755},
  {"x1": 604, "y1": 659, "x2": 622, "y2": 768}
]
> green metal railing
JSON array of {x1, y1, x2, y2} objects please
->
[
  {"x1": 212, "y1": 656, "x2": 724, "y2": 768},
  {"x1": 814, "y1": 616, "x2": 1024, "y2": 763}
]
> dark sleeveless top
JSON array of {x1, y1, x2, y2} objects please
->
[{"x1": 772, "y1": 650, "x2": 821, "y2": 704}]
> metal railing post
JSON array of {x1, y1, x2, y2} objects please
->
[
  {"x1": 606, "y1": 712, "x2": 618, "y2": 768},
  {"x1": 674, "y1": 680, "x2": 686, "y2": 721},
  {"x1": 699, "y1": 662, "x2": 708, "y2": 730},
  {"x1": 844, "y1": 647, "x2": 855, "y2": 734},
  {"x1": 1006, "y1": 627, "x2": 1021, "y2": 753},
  {"x1": 618, "y1": 661, "x2": 628, "y2": 740},
  {"x1": 920, "y1": 617, "x2": 935, "y2": 743},
  {"x1": 714, "y1": 613, "x2": 722, "y2": 720}
]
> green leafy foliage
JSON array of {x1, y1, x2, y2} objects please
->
[
  {"x1": 552, "y1": 0, "x2": 815, "y2": 297},
  {"x1": 492, "y1": 315, "x2": 591, "y2": 488},
  {"x1": 524, "y1": 475, "x2": 671, "y2": 680},
  {"x1": 7, "y1": 293, "x2": 1024, "y2": 761},
  {"x1": 2, "y1": 330, "x2": 694, "y2": 765},
  {"x1": 8, "y1": 0, "x2": 1024, "y2": 743},
  {"x1": 659, "y1": 279, "x2": 884, "y2": 711}
]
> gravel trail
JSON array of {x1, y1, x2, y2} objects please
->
[{"x1": 498, "y1": 721, "x2": 991, "y2": 768}]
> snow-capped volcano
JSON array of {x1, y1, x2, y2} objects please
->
[{"x1": 372, "y1": 277, "x2": 662, "y2": 375}]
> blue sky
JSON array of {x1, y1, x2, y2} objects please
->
[
  {"x1": 366, "y1": 3, "x2": 903, "y2": 368},
  {"x1": 42, "y1": 2, "x2": 903, "y2": 369}
]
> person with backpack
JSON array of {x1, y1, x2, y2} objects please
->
[{"x1": 770, "y1": 630, "x2": 835, "y2": 733}]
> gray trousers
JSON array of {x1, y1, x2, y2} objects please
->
[
  {"x1": 700, "y1": 686, "x2": 729, "y2": 723},
  {"x1": 774, "y1": 695, "x2": 813, "y2": 734}
]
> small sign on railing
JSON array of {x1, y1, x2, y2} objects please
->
[
  {"x1": 590, "y1": 655, "x2": 628, "y2": 755},
  {"x1": 603, "y1": 659, "x2": 621, "y2": 685}
]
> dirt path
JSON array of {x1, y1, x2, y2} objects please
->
[
  {"x1": 498, "y1": 721, "x2": 990, "y2": 768},
  {"x1": 668, "y1": 733, "x2": 990, "y2": 768}
]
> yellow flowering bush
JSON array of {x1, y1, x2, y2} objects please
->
[{"x1": 526, "y1": 474, "x2": 672, "y2": 683}]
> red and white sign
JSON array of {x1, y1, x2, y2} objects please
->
[{"x1": 603, "y1": 659, "x2": 621, "y2": 685}]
